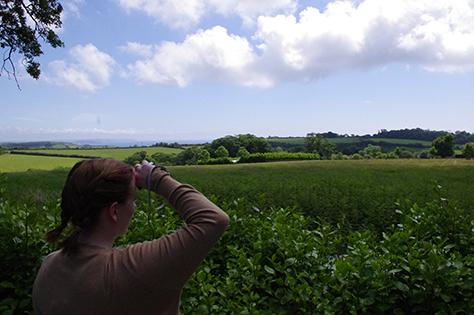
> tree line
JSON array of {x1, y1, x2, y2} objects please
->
[
  {"x1": 296, "y1": 128, "x2": 474, "y2": 144},
  {"x1": 123, "y1": 132, "x2": 474, "y2": 166}
]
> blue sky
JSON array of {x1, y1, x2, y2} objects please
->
[{"x1": 1, "y1": 0, "x2": 474, "y2": 144}]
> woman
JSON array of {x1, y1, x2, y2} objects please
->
[{"x1": 32, "y1": 158, "x2": 229, "y2": 315}]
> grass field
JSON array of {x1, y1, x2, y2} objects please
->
[
  {"x1": 12, "y1": 146, "x2": 184, "y2": 159},
  {"x1": 0, "y1": 154, "x2": 84, "y2": 172},
  {"x1": 0, "y1": 147, "x2": 183, "y2": 172},
  {"x1": 4, "y1": 158, "x2": 474, "y2": 235}
]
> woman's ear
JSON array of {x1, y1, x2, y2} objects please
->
[{"x1": 107, "y1": 202, "x2": 119, "y2": 223}]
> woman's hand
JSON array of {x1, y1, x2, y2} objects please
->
[{"x1": 134, "y1": 160, "x2": 155, "y2": 189}]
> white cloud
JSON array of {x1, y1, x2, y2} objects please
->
[
  {"x1": 62, "y1": 0, "x2": 85, "y2": 19},
  {"x1": 117, "y1": 0, "x2": 474, "y2": 88},
  {"x1": 254, "y1": 0, "x2": 474, "y2": 79},
  {"x1": 115, "y1": 0, "x2": 206, "y2": 29},
  {"x1": 114, "y1": 0, "x2": 297, "y2": 28},
  {"x1": 45, "y1": 44, "x2": 116, "y2": 91},
  {"x1": 119, "y1": 42, "x2": 154, "y2": 58},
  {"x1": 207, "y1": 0, "x2": 297, "y2": 26},
  {"x1": 127, "y1": 26, "x2": 272, "y2": 87}
]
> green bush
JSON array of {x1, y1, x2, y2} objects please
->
[
  {"x1": 0, "y1": 195, "x2": 59, "y2": 314},
  {"x1": 178, "y1": 186, "x2": 474, "y2": 314},
  {"x1": 240, "y1": 152, "x2": 320, "y2": 163},
  {"x1": 201, "y1": 157, "x2": 233, "y2": 165},
  {"x1": 2, "y1": 176, "x2": 474, "y2": 314}
]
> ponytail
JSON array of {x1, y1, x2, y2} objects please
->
[{"x1": 45, "y1": 221, "x2": 68, "y2": 244}]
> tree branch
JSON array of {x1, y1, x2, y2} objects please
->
[{"x1": 1, "y1": 47, "x2": 21, "y2": 90}]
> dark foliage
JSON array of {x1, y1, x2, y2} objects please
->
[{"x1": 1, "y1": 0, "x2": 64, "y2": 84}]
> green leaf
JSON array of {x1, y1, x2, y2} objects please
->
[
  {"x1": 0, "y1": 281, "x2": 15, "y2": 289},
  {"x1": 440, "y1": 294, "x2": 451, "y2": 303},
  {"x1": 394, "y1": 281, "x2": 409, "y2": 292},
  {"x1": 468, "y1": 298, "x2": 474, "y2": 309},
  {"x1": 19, "y1": 298, "x2": 30, "y2": 308},
  {"x1": 264, "y1": 265, "x2": 275, "y2": 275}
]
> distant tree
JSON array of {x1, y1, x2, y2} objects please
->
[
  {"x1": 462, "y1": 143, "x2": 474, "y2": 159},
  {"x1": 124, "y1": 151, "x2": 148, "y2": 165},
  {"x1": 198, "y1": 149, "x2": 210, "y2": 164},
  {"x1": 304, "y1": 132, "x2": 335, "y2": 159},
  {"x1": 215, "y1": 146, "x2": 229, "y2": 158},
  {"x1": 387, "y1": 151, "x2": 399, "y2": 159},
  {"x1": 237, "y1": 147, "x2": 250, "y2": 162},
  {"x1": 430, "y1": 134, "x2": 455, "y2": 158},
  {"x1": 1, "y1": 0, "x2": 64, "y2": 84},
  {"x1": 454, "y1": 131, "x2": 474, "y2": 145},
  {"x1": 358, "y1": 144, "x2": 382, "y2": 159},
  {"x1": 418, "y1": 150, "x2": 431, "y2": 159},
  {"x1": 331, "y1": 152, "x2": 346, "y2": 160},
  {"x1": 211, "y1": 136, "x2": 240, "y2": 157},
  {"x1": 211, "y1": 134, "x2": 272, "y2": 157},
  {"x1": 399, "y1": 150, "x2": 415, "y2": 159},
  {"x1": 394, "y1": 147, "x2": 402, "y2": 157},
  {"x1": 239, "y1": 134, "x2": 272, "y2": 154},
  {"x1": 175, "y1": 147, "x2": 201, "y2": 165},
  {"x1": 150, "y1": 152, "x2": 175, "y2": 165}
]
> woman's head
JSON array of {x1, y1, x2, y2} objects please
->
[{"x1": 46, "y1": 158, "x2": 134, "y2": 253}]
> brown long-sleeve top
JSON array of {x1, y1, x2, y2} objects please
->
[{"x1": 32, "y1": 169, "x2": 229, "y2": 315}]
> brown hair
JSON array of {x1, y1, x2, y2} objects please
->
[{"x1": 46, "y1": 158, "x2": 133, "y2": 254}]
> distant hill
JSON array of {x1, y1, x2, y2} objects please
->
[
  {"x1": 2, "y1": 128, "x2": 473, "y2": 151},
  {"x1": 0, "y1": 141, "x2": 98, "y2": 149},
  {"x1": 267, "y1": 128, "x2": 474, "y2": 155}
]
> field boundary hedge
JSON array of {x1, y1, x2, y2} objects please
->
[{"x1": 9, "y1": 151, "x2": 100, "y2": 159}]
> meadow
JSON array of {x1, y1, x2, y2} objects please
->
[
  {"x1": 0, "y1": 154, "x2": 84, "y2": 172},
  {"x1": 0, "y1": 146, "x2": 182, "y2": 172},
  {"x1": 4, "y1": 159, "x2": 474, "y2": 235}
]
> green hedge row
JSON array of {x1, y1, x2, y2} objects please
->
[
  {"x1": 240, "y1": 152, "x2": 321, "y2": 163},
  {"x1": 9, "y1": 151, "x2": 100, "y2": 159},
  {"x1": 177, "y1": 188, "x2": 474, "y2": 314},
  {"x1": 2, "y1": 177, "x2": 474, "y2": 314}
]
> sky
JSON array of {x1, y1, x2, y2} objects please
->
[{"x1": 1, "y1": 0, "x2": 474, "y2": 144}]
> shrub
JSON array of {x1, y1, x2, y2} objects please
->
[
  {"x1": 3, "y1": 177, "x2": 474, "y2": 314},
  {"x1": 240, "y1": 152, "x2": 320, "y2": 163},
  {"x1": 0, "y1": 196, "x2": 59, "y2": 314}
]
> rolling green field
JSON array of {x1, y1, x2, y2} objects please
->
[
  {"x1": 0, "y1": 147, "x2": 183, "y2": 172},
  {"x1": 0, "y1": 154, "x2": 84, "y2": 172},
  {"x1": 12, "y1": 146, "x2": 184, "y2": 159}
]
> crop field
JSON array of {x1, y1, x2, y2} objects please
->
[
  {"x1": 171, "y1": 159, "x2": 474, "y2": 231},
  {"x1": 0, "y1": 147, "x2": 183, "y2": 172},
  {"x1": 4, "y1": 158, "x2": 474, "y2": 234}
]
